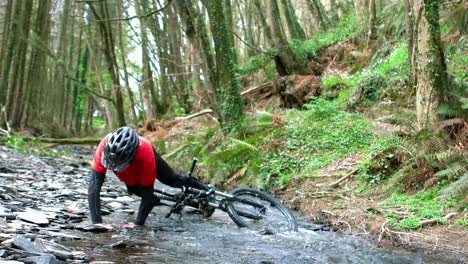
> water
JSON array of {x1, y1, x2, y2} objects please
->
[
  {"x1": 38, "y1": 145, "x2": 452, "y2": 263},
  {"x1": 70, "y1": 204, "x2": 448, "y2": 264}
]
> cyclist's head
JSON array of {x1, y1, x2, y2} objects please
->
[{"x1": 102, "y1": 126, "x2": 139, "y2": 171}]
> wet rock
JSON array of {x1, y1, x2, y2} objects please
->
[
  {"x1": 17, "y1": 210, "x2": 49, "y2": 225},
  {"x1": 34, "y1": 238, "x2": 76, "y2": 260},
  {"x1": 0, "y1": 249, "x2": 5, "y2": 257},
  {"x1": 21, "y1": 255, "x2": 65, "y2": 264},
  {"x1": 74, "y1": 224, "x2": 114, "y2": 233},
  {"x1": 107, "y1": 240, "x2": 126, "y2": 249},
  {"x1": 12, "y1": 235, "x2": 42, "y2": 254}
]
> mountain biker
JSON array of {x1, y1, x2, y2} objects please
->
[{"x1": 88, "y1": 126, "x2": 209, "y2": 227}]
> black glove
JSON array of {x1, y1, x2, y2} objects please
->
[{"x1": 183, "y1": 175, "x2": 210, "y2": 191}]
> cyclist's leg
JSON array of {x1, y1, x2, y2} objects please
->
[{"x1": 154, "y1": 149, "x2": 209, "y2": 190}]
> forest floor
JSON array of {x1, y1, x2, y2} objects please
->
[{"x1": 140, "y1": 118, "x2": 467, "y2": 264}]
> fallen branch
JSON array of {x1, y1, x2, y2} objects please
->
[
  {"x1": 328, "y1": 168, "x2": 359, "y2": 188},
  {"x1": 176, "y1": 109, "x2": 213, "y2": 120},
  {"x1": 377, "y1": 219, "x2": 390, "y2": 247},
  {"x1": 22, "y1": 137, "x2": 101, "y2": 144},
  {"x1": 240, "y1": 82, "x2": 274, "y2": 96},
  {"x1": 420, "y1": 212, "x2": 457, "y2": 227}
]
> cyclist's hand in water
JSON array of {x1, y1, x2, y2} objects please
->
[
  {"x1": 92, "y1": 223, "x2": 114, "y2": 231},
  {"x1": 121, "y1": 223, "x2": 139, "y2": 229}
]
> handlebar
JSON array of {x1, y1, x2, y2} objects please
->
[{"x1": 188, "y1": 158, "x2": 198, "y2": 177}]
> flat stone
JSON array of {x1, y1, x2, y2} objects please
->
[{"x1": 17, "y1": 209, "x2": 49, "y2": 225}]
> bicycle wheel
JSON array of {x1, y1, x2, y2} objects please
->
[{"x1": 225, "y1": 188, "x2": 298, "y2": 232}]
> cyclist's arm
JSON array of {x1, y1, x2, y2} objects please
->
[
  {"x1": 135, "y1": 184, "x2": 154, "y2": 225},
  {"x1": 88, "y1": 169, "x2": 105, "y2": 224}
]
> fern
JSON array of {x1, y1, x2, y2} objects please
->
[
  {"x1": 227, "y1": 137, "x2": 259, "y2": 152},
  {"x1": 439, "y1": 172, "x2": 468, "y2": 200}
]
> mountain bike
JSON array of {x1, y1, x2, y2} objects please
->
[{"x1": 154, "y1": 158, "x2": 298, "y2": 232}]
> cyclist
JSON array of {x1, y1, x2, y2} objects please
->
[{"x1": 88, "y1": 126, "x2": 209, "y2": 227}]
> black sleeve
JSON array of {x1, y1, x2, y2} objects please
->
[
  {"x1": 88, "y1": 170, "x2": 105, "y2": 224},
  {"x1": 135, "y1": 185, "x2": 154, "y2": 225},
  {"x1": 154, "y1": 148, "x2": 209, "y2": 190}
]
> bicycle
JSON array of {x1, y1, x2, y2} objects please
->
[{"x1": 154, "y1": 158, "x2": 298, "y2": 232}]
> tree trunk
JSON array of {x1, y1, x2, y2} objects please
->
[
  {"x1": 413, "y1": 0, "x2": 448, "y2": 130},
  {"x1": 306, "y1": 0, "x2": 329, "y2": 30},
  {"x1": 116, "y1": 2, "x2": 138, "y2": 125},
  {"x1": 0, "y1": 0, "x2": 22, "y2": 109},
  {"x1": 366, "y1": 0, "x2": 376, "y2": 49},
  {"x1": 266, "y1": 0, "x2": 307, "y2": 76},
  {"x1": 0, "y1": 0, "x2": 13, "y2": 78},
  {"x1": 279, "y1": 0, "x2": 306, "y2": 40},
  {"x1": 403, "y1": 0, "x2": 414, "y2": 69},
  {"x1": 253, "y1": 0, "x2": 273, "y2": 46},
  {"x1": 204, "y1": 0, "x2": 244, "y2": 132},
  {"x1": 5, "y1": 0, "x2": 33, "y2": 129},
  {"x1": 134, "y1": 0, "x2": 158, "y2": 120},
  {"x1": 88, "y1": 1, "x2": 126, "y2": 127},
  {"x1": 175, "y1": 0, "x2": 218, "y2": 112}
]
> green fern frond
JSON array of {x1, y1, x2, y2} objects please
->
[
  {"x1": 439, "y1": 172, "x2": 468, "y2": 200},
  {"x1": 227, "y1": 137, "x2": 259, "y2": 152},
  {"x1": 433, "y1": 161, "x2": 467, "y2": 180}
]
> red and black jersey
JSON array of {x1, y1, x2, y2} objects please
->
[{"x1": 92, "y1": 135, "x2": 157, "y2": 187}]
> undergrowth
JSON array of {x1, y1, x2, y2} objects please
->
[
  {"x1": 6, "y1": 135, "x2": 71, "y2": 158},
  {"x1": 381, "y1": 188, "x2": 461, "y2": 230}
]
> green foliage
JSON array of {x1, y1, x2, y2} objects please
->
[
  {"x1": 399, "y1": 217, "x2": 421, "y2": 230},
  {"x1": 455, "y1": 218, "x2": 468, "y2": 227},
  {"x1": 238, "y1": 53, "x2": 273, "y2": 76},
  {"x1": 6, "y1": 135, "x2": 70, "y2": 158},
  {"x1": 290, "y1": 16, "x2": 358, "y2": 63},
  {"x1": 256, "y1": 99, "x2": 373, "y2": 187},
  {"x1": 322, "y1": 44, "x2": 410, "y2": 107},
  {"x1": 382, "y1": 189, "x2": 456, "y2": 230}
]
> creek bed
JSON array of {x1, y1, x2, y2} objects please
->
[{"x1": 0, "y1": 146, "x2": 453, "y2": 263}]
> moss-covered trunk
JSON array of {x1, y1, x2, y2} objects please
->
[
  {"x1": 204, "y1": 0, "x2": 244, "y2": 132},
  {"x1": 412, "y1": 0, "x2": 448, "y2": 130}
]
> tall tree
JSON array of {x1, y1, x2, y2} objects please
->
[
  {"x1": 204, "y1": 0, "x2": 244, "y2": 132},
  {"x1": 280, "y1": 0, "x2": 306, "y2": 40},
  {"x1": 4, "y1": 0, "x2": 33, "y2": 128},
  {"x1": 412, "y1": 0, "x2": 448, "y2": 130},
  {"x1": 25, "y1": 0, "x2": 52, "y2": 129},
  {"x1": 267, "y1": 0, "x2": 306, "y2": 76},
  {"x1": 306, "y1": 0, "x2": 329, "y2": 30},
  {"x1": 87, "y1": 1, "x2": 126, "y2": 127}
]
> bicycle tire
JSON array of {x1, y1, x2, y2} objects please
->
[{"x1": 225, "y1": 188, "x2": 298, "y2": 232}]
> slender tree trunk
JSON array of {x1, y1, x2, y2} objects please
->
[
  {"x1": 135, "y1": 0, "x2": 159, "y2": 120},
  {"x1": 413, "y1": 0, "x2": 448, "y2": 130},
  {"x1": 404, "y1": 0, "x2": 414, "y2": 68},
  {"x1": 0, "y1": 0, "x2": 22, "y2": 108},
  {"x1": 204, "y1": 0, "x2": 244, "y2": 132},
  {"x1": 167, "y1": 4, "x2": 191, "y2": 113},
  {"x1": 116, "y1": 12, "x2": 138, "y2": 125},
  {"x1": 88, "y1": 1, "x2": 126, "y2": 127},
  {"x1": 53, "y1": 0, "x2": 71, "y2": 127},
  {"x1": 6, "y1": 0, "x2": 33, "y2": 129},
  {"x1": 25, "y1": 0, "x2": 52, "y2": 129},
  {"x1": 366, "y1": 0, "x2": 376, "y2": 49},
  {"x1": 0, "y1": 0, "x2": 13, "y2": 78},
  {"x1": 267, "y1": 0, "x2": 306, "y2": 76},
  {"x1": 253, "y1": 0, "x2": 273, "y2": 46},
  {"x1": 280, "y1": 0, "x2": 306, "y2": 40},
  {"x1": 306, "y1": 0, "x2": 329, "y2": 30},
  {"x1": 175, "y1": 0, "x2": 217, "y2": 112}
]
